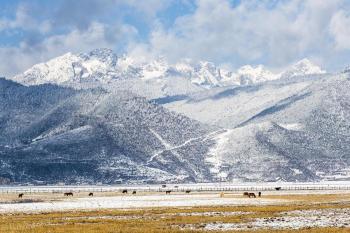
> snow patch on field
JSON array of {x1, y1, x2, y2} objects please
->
[
  {"x1": 0, "y1": 194, "x2": 286, "y2": 213},
  {"x1": 184, "y1": 208, "x2": 350, "y2": 231},
  {"x1": 171, "y1": 211, "x2": 251, "y2": 217}
]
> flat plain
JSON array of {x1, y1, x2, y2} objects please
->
[{"x1": 1, "y1": 186, "x2": 350, "y2": 233}]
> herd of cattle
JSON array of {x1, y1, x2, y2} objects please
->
[
  {"x1": 243, "y1": 191, "x2": 261, "y2": 198},
  {"x1": 16, "y1": 189, "x2": 268, "y2": 199},
  {"x1": 17, "y1": 189, "x2": 188, "y2": 198}
]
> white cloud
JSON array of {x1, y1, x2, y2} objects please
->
[
  {"x1": 0, "y1": 22, "x2": 137, "y2": 77},
  {"x1": 0, "y1": 4, "x2": 51, "y2": 33},
  {"x1": 2, "y1": 0, "x2": 350, "y2": 77},
  {"x1": 129, "y1": 0, "x2": 349, "y2": 70},
  {"x1": 329, "y1": 10, "x2": 350, "y2": 50},
  {"x1": 120, "y1": 0, "x2": 172, "y2": 19},
  {"x1": 0, "y1": 0, "x2": 169, "y2": 77}
]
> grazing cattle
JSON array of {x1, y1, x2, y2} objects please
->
[
  {"x1": 122, "y1": 189, "x2": 128, "y2": 194},
  {"x1": 243, "y1": 192, "x2": 249, "y2": 197},
  {"x1": 18, "y1": 193, "x2": 24, "y2": 198},
  {"x1": 64, "y1": 192, "x2": 73, "y2": 196},
  {"x1": 185, "y1": 190, "x2": 191, "y2": 194},
  {"x1": 132, "y1": 191, "x2": 136, "y2": 195},
  {"x1": 248, "y1": 193, "x2": 256, "y2": 198},
  {"x1": 258, "y1": 192, "x2": 261, "y2": 197},
  {"x1": 165, "y1": 190, "x2": 171, "y2": 195},
  {"x1": 275, "y1": 187, "x2": 281, "y2": 191},
  {"x1": 89, "y1": 192, "x2": 93, "y2": 197}
]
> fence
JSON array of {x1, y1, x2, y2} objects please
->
[{"x1": 1, "y1": 183, "x2": 350, "y2": 194}]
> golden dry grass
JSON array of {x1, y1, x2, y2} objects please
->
[{"x1": 1, "y1": 207, "x2": 349, "y2": 233}]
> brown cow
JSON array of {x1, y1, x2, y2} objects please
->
[
  {"x1": 185, "y1": 190, "x2": 191, "y2": 194},
  {"x1": 243, "y1": 192, "x2": 249, "y2": 197},
  {"x1": 64, "y1": 192, "x2": 73, "y2": 196},
  {"x1": 165, "y1": 190, "x2": 171, "y2": 195},
  {"x1": 248, "y1": 193, "x2": 256, "y2": 198},
  {"x1": 18, "y1": 193, "x2": 24, "y2": 198},
  {"x1": 122, "y1": 189, "x2": 128, "y2": 194},
  {"x1": 132, "y1": 191, "x2": 136, "y2": 195},
  {"x1": 89, "y1": 192, "x2": 94, "y2": 197}
]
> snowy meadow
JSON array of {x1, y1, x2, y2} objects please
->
[{"x1": 1, "y1": 183, "x2": 350, "y2": 232}]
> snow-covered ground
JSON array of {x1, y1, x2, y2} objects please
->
[
  {"x1": 1, "y1": 184, "x2": 349, "y2": 231},
  {"x1": 0, "y1": 194, "x2": 287, "y2": 213},
  {"x1": 185, "y1": 208, "x2": 350, "y2": 231},
  {"x1": 1, "y1": 182, "x2": 349, "y2": 213}
]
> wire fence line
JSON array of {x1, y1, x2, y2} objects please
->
[{"x1": 1, "y1": 184, "x2": 350, "y2": 194}]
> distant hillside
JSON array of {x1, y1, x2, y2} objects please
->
[{"x1": 0, "y1": 78, "x2": 217, "y2": 184}]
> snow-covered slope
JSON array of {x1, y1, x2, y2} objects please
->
[
  {"x1": 3, "y1": 72, "x2": 349, "y2": 183},
  {"x1": 166, "y1": 73, "x2": 350, "y2": 181},
  {"x1": 0, "y1": 78, "x2": 219, "y2": 184},
  {"x1": 164, "y1": 75, "x2": 317, "y2": 128}
]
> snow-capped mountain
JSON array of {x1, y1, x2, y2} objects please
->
[
  {"x1": 171, "y1": 60, "x2": 233, "y2": 88},
  {"x1": 279, "y1": 58, "x2": 326, "y2": 79},
  {"x1": 13, "y1": 49, "x2": 131, "y2": 86},
  {"x1": 2, "y1": 72, "x2": 349, "y2": 184},
  {"x1": 3, "y1": 48, "x2": 348, "y2": 184},
  {"x1": 12, "y1": 49, "x2": 326, "y2": 90},
  {"x1": 235, "y1": 65, "x2": 278, "y2": 85}
]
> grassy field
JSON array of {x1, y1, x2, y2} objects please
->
[{"x1": 0, "y1": 192, "x2": 350, "y2": 232}]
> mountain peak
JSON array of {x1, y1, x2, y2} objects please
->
[
  {"x1": 79, "y1": 48, "x2": 117, "y2": 64},
  {"x1": 236, "y1": 64, "x2": 277, "y2": 85},
  {"x1": 11, "y1": 48, "x2": 328, "y2": 88},
  {"x1": 280, "y1": 58, "x2": 326, "y2": 79},
  {"x1": 295, "y1": 58, "x2": 313, "y2": 65},
  {"x1": 12, "y1": 49, "x2": 122, "y2": 85}
]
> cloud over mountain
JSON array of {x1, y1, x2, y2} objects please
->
[{"x1": 1, "y1": 0, "x2": 350, "y2": 77}]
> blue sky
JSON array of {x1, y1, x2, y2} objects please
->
[{"x1": 1, "y1": 0, "x2": 350, "y2": 77}]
